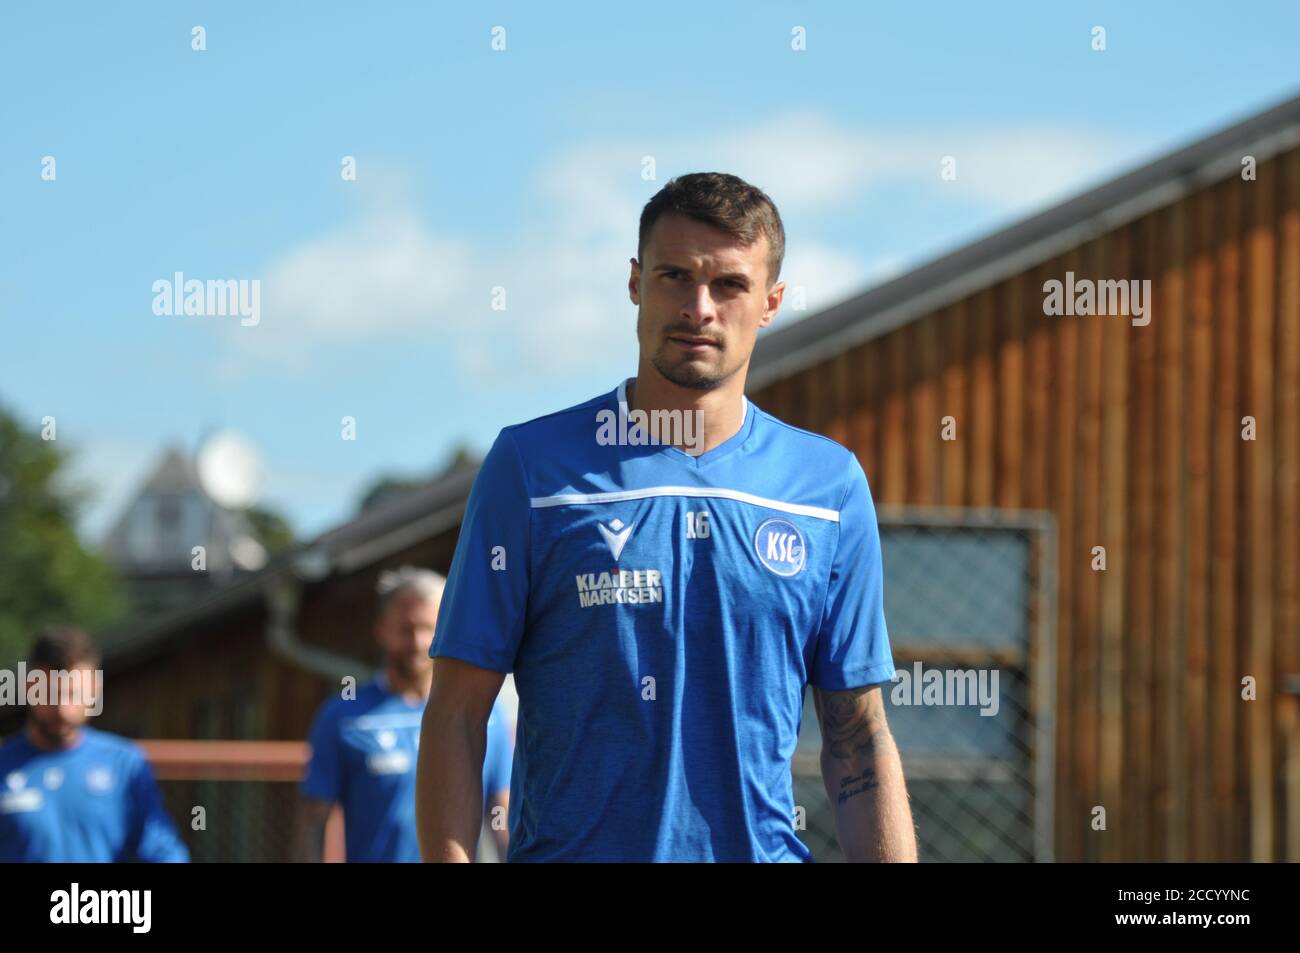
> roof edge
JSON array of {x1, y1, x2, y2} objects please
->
[{"x1": 749, "y1": 89, "x2": 1300, "y2": 391}]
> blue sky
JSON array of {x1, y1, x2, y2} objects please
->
[{"x1": 2, "y1": 1, "x2": 1297, "y2": 543}]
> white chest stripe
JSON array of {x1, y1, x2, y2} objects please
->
[{"x1": 529, "y1": 486, "x2": 840, "y2": 522}]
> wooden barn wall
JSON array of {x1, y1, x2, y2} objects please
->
[
  {"x1": 97, "y1": 604, "x2": 268, "y2": 741},
  {"x1": 86, "y1": 527, "x2": 464, "y2": 746},
  {"x1": 750, "y1": 149, "x2": 1300, "y2": 862}
]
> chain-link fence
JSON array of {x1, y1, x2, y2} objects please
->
[
  {"x1": 157, "y1": 778, "x2": 300, "y2": 862},
  {"x1": 794, "y1": 509, "x2": 1057, "y2": 862},
  {"x1": 145, "y1": 741, "x2": 506, "y2": 862},
  {"x1": 142, "y1": 740, "x2": 320, "y2": 862}
]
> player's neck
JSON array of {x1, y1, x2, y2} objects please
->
[
  {"x1": 382, "y1": 664, "x2": 431, "y2": 702},
  {"x1": 626, "y1": 370, "x2": 748, "y2": 455},
  {"x1": 23, "y1": 721, "x2": 83, "y2": 753}
]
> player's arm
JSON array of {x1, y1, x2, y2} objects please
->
[
  {"x1": 292, "y1": 796, "x2": 332, "y2": 863},
  {"x1": 416, "y1": 657, "x2": 505, "y2": 862},
  {"x1": 420, "y1": 427, "x2": 528, "y2": 861},
  {"x1": 128, "y1": 754, "x2": 190, "y2": 862},
  {"x1": 813, "y1": 684, "x2": 917, "y2": 862},
  {"x1": 297, "y1": 700, "x2": 344, "y2": 862}
]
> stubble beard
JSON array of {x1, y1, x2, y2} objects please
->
[
  {"x1": 388, "y1": 652, "x2": 431, "y2": 681},
  {"x1": 645, "y1": 321, "x2": 733, "y2": 391},
  {"x1": 28, "y1": 715, "x2": 78, "y2": 749},
  {"x1": 651, "y1": 349, "x2": 731, "y2": 390}
]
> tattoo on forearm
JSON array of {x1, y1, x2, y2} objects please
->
[
  {"x1": 837, "y1": 766, "x2": 879, "y2": 804},
  {"x1": 817, "y1": 685, "x2": 887, "y2": 759}
]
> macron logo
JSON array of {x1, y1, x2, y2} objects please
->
[{"x1": 596, "y1": 519, "x2": 634, "y2": 561}]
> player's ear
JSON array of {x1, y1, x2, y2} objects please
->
[
  {"x1": 628, "y1": 258, "x2": 641, "y2": 304},
  {"x1": 761, "y1": 281, "x2": 784, "y2": 328}
]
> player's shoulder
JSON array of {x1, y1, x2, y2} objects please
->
[
  {"x1": 498, "y1": 387, "x2": 612, "y2": 450},
  {"x1": 479, "y1": 386, "x2": 619, "y2": 492},
  {"x1": 0, "y1": 732, "x2": 27, "y2": 766},
  {"x1": 750, "y1": 402, "x2": 864, "y2": 481},
  {"x1": 78, "y1": 727, "x2": 148, "y2": 764},
  {"x1": 310, "y1": 679, "x2": 386, "y2": 727}
]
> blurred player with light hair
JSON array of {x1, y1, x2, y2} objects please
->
[{"x1": 296, "y1": 566, "x2": 512, "y2": 862}]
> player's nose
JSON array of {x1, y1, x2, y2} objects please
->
[{"x1": 683, "y1": 283, "x2": 719, "y2": 321}]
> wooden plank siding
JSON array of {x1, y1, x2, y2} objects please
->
[
  {"x1": 1098, "y1": 222, "x2": 1130, "y2": 864},
  {"x1": 1186, "y1": 187, "x2": 1215, "y2": 860},
  {"x1": 1211, "y1": 176, "x2": 1245, "y2": 861},
  {"x1": 1244, "y1": 159, "x2": 1277, "y2": 862},
  {"x1": 1277, "y1": 148, "x2": 1300, "y2": 863},
  {"x1": 749, "y1": 145, "x2": 1300, "y2": 861},
  {"x1": 1156, "y1": 199, "x2": 1189, "y2": 862}
]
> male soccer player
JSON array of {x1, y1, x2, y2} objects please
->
[
  {"x1": 296, "y1": 567, "x2": 512, "y2": 862},
  {"x1": 0, "y1": 626, "x2": 189, "y2": 862},
  {"x1": 417, "y1": 172, "x2": 916, "y2": 862}
]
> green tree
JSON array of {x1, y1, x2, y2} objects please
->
[
  {"x1": 243, "y1": 505, "x2": 294, "y2": 556},
  {"x1": 0, "y1": 406, "x2": 127, "y2": 665}
]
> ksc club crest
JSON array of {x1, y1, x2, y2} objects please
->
[{"x1": 754, "y1": 518, "x2": 806, "y2": 577}]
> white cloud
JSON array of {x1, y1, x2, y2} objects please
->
[
  {"x1": 226, "y1": 114, "x2": 1138, "y2": 385},
  {"x1": 708, "y1": 113, "x2": 909, "y2": 211},
  {"x1": 706, "y1": 112, "x2": 1139, "y2": 212},
  {"x1": 262, "y1": 213, "x2": 476, "y2": 335}
]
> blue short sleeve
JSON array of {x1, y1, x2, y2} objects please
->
[
  {"x1": 431, "y1": 429, "x2": 532, "y2": 673},
  {"x1": 482, "y1": 704, "x2": 513, "y2": 799},
  {"x1": 301, "y1": 702, "x2": 343, "y2": 803},
  {"x1": 128, "y1": 753, "x2": 190, "y2": 863},
  {"x1": 810, "y1": 458, "x2": 896, "y2": 690}
]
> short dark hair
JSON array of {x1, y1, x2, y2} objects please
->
[
  {"x1": 637, "y1": 172, "x2": 785, "y2": 288},
  {"x1": 29, "y1": 625, "x2": 100, "y2": 670}
]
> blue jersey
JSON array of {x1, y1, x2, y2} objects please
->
[
  {"x1": 0, "y1": 727, "x2": 189, "y2": 862},
  {"x1": 431, "y1": 379, "x2": 896, "y2": 862},
  {"x1": 302, "y1": 675, "x2": 512, "y2": 862}
]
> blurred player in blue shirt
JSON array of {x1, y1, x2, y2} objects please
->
[
  {"x1": 417, "y1": 172, "x2": 917, "y2": 862},
  {"x1": 0, "y1": 626, "x2": 189, "y2": 862},
  {"x1": 296, "y1": 567, "x2": 512, "y2": 862}
]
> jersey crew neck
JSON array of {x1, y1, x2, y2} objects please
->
[{"x1": 613, "y1": 378, "x2": 755, "y2": 467}]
